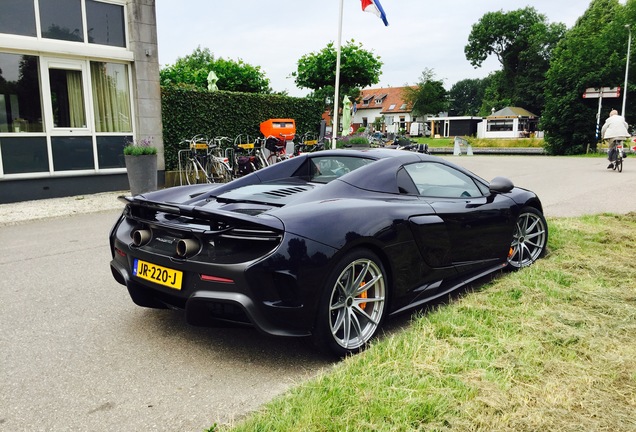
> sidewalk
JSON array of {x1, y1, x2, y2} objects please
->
[{"x1": 0, "y1": 191, "x2": 128, "y2": 227}]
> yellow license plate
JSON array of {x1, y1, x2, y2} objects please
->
[{"x1": 133, "y1": 259, "x2": 183, "y2": 290}]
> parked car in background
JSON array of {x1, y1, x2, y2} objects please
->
[{"x1": 109, "y1": 149, "x2": 548, "y2": 357}]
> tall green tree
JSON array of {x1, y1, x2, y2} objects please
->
[
  {"x1": 292, "y1": 40, "x2": 383, "y2": 104},
  {"x1": 465, "y1": 7, "x2": 566, "y2": 115},
  {"x1": 541, "y1": 0, "x2": 628, "y2": 154},
  {"x1": 402, "y1": 69, "x2": 448, "y2": 117},
  {"x1": 160, "y1": 46, "x2": 272, "y2": 93},
  {"x1": 448, "y1": 77, "x2": 487, "y2": 116}
]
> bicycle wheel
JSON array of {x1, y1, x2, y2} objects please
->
[
  {"x1": 206, "y1": 158, "x2": 232, "y2": 183},
  {"x1": 617, "y1": 158, "x2": 623, "y2": 172},
  {"x1": 184, "y1": 158, "x2": 208, "y2": 184}
]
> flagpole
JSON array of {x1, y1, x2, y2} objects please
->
[{"x1": 332, "y1": 0, "x2": 344, "y2": 149}]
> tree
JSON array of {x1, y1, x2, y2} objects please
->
[
  {"x1": 541, "y1": 0, "x2": 627, "y2": 154},
  {"x1": 448, "y1": 78, "x2": 487, "y2": 116},
  {"x1": 465, "y1": 7, "x2": 566, "y2": 114},
  {"x1": 160, "y1": 46, "x2": 272, "y2": 93},
  {"x1": 293, "y1": 40, "x2": 383, "y2": 103},
  {"x1": 402, "y1": 69, "x2": 448, "y2": 118}
]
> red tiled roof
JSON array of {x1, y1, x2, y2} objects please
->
[{"x1": 356, "y1": 86, "x2": 415, "y2": 114}]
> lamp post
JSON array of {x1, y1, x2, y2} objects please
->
[{"x1": 622, "y1": 24, "x2": 632, "y2": 116}]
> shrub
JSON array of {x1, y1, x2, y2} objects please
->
[{"x1": 124, "y1": 137, "x2": 157, "y2": 156}]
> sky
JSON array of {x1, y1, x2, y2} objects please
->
[{"x1": 155, "y1": 0, "x2": 598, "y2": 97}]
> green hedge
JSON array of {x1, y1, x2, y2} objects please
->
[{"x1": 161, "y1": 87, "x2": 324, "y2": 170}]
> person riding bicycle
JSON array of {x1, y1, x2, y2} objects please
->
[{"x1": 601, "y1": 109, "x2": 630, "y2": 169}]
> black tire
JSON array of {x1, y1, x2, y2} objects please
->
[
  {"x1": 507, "y1": 206, "x2": 548, "y2": 269},
  {"x1": 313, "y1": 249, "x2": 388, "y2": 357},
  {"x1": 617, "y1": 158, "x2": 623, "y2": 173}
]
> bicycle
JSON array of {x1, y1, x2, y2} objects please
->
[
  {"x1": 232, "y1": 134, "x2": 262, "y2": 177},
  {"x1": 607, "y1": 139, "x2": 627, "y2": 173},
  {"x1": 294, "y1": 132, "x2": 323, "y2": 155},
  {"x1": 263, "y1": 133, "x2": 294, "y2": 165},
  {"x1": 178, "y1": 135, "x2": 214, "y2": 185},
  {"x1": 207, "y1": 136, "x2": 234, "y2": 182}
]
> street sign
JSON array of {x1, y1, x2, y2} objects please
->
[{"x1": 583, "y1": 86, "x2": 621, "y2": 98}]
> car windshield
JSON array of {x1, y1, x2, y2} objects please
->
[{"x1": 294, "y1": 156, "x2": 375, "y2": 184}]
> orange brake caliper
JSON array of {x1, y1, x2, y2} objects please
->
[{"x1": 358, "y1": 281, "x2": 368, "y2": 310}]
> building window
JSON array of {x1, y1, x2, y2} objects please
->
[
  {"x1": 0, "y1": 52, "x2": 43, "y2": 133},
  {"x1": 97, "y1": 135, "x2": 129, "y2": 168},
  {"x1": 487, "y1": 119, "x2": 514, "y2": 132},
  {"x1": 39, "y1": 0, "x2": 84, "y2": 42},
  {"x1": 86, "y1": 0, "x2": 126, "y2": 47},
  {"x1": 0, "y1": 0, "x2": 37, "y2": 36},
  {"x1": 49, "y1": 67, "x2": 87, "y2": 128},
  {"x1": 91, "y1": 62, "x2": 131, "y2": 132},
  {"x1": 0, "y1": 136, "x2": 49, "y2": 174},
  {"x1": 51, "y1": 136, "x2": 94, "y2": 171}
]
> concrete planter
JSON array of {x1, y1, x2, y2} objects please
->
[{"x1": 125, "y1": 154, "x2": 158, "y2": 195}]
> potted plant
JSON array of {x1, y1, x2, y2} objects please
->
[{"x1": 124, "y1": 137, "x2": 158, "y2": 195}]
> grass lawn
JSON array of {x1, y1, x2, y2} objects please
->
[
  {"x1": 410, "y1": 137, "x2": 545, "y2": 148},
  {"x1": 214, "y1": 213, "x2": 636, "y2": 431}
]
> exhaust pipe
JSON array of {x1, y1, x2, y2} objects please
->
[
  {"x1": 176, "y1": 238, "x2": 200, "y2": 258},
  {"x1": 132, "y1": 229, "x2": 152, "y2": 247}
]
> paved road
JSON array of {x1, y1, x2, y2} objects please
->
[
  {"x1": 443, "y1": 155, "x2": 636, "y2": 217},
  {"x1": 1, "y1": 156, "x2": 635, "y2": 432},
  {"x1": 0, "y1": 212, "x2": 331, "y2": 432}
]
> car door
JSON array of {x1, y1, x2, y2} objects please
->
[{"x1": 403, "y1": 161, "x2": 516, "y2": 274}]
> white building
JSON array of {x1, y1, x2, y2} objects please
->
[{"x1": 0, "y1": 0, "x2": 162, "y2": 203}]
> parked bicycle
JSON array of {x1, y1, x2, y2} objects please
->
[
  {"x1": 294, "y1": 132, "x2": 324, "y2": 155},
  {"x1": 207, "y1": 136, "x2": 234, "y2": 182},
  {"x1": 178, "y1": 135, "x2": 214, "y2": 185}
]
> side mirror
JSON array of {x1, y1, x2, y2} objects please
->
[{"x1": 489, "y1": 176, "x2": 514, "y2": 193}]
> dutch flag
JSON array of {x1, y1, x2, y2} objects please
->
[{"x1": 361, "y1": 0, "x2": 389, "y2": 26}]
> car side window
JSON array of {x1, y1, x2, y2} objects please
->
[{"x1": 403, "y1": 162, "x2": 483, "y2": 198}]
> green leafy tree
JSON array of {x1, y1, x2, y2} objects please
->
[
  {"x1": 293, "y1": 40, "x2": 383, "y2": 104},
  {"x1": 479, "y1": 71, "x2": 513, "y2": 116},
  {"x1": 402, "y1": 69, "x2": 448, "y2": 117},
  {"x1": 160, "y1": 46, "x2": 272, "y2": 93},
  {"x1": 542, "y1": 0, "x2": 628, "y2": 154},
  {"x1": 465, "y1": 7, "x2": 566, "y2": 114},
  {"x1": 448, "y1": 77, "x2": 487, "y2": 116}
]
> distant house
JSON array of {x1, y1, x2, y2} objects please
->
[
  {"x1": 426, "y1": 115, "x2": 483, "y2": 138},
  {"x1": 477, "y1": 107, "x2": 541, "y2": 139},
  {"x1": 351, "y1": 86, "x2": 421, "y2": 135}
]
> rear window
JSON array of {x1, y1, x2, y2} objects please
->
[{"x1": 293, "y1": 156, "x2": 375, "y2": 184}]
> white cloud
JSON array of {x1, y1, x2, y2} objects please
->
[{"x1": 156, "y1": 0, "x2": 595, "y2": 96}]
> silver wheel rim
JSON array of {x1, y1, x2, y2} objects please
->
[
  {"x1": 328, "y1": 258, "x2": 386, "y2": 350},
  {"x1": 508, "y1": 211, "x2": 547, "y2": 268}
]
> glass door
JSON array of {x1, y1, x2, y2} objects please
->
[{"x1": 41, "y1": 59, "x2": 95, "y2": 172}]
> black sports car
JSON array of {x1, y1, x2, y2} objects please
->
[{"x1": 109, "y1": 149, "x2": 548, "y2": 356}]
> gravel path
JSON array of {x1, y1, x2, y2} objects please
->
[{"x1": 0, "y1": 191, "x2": 128, "y2": 227}]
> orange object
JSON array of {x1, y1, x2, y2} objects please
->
[{"x1": 260, "y1": 118, "x2": 296, "y2": 140}]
